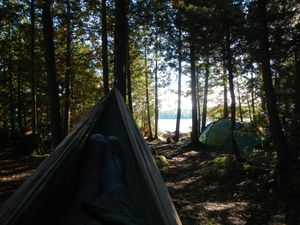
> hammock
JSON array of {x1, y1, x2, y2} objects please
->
[{"x1": 0, "y1": 89, "x2": 182, "y2": 225}]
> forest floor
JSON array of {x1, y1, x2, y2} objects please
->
[
  {"x1": 149, "y1": 138, "x2": 300, "y2": 225},
  {"x1": 0, "y1": 145, "x2": 45, "y2": 206},
  {"x1": 0, "y1": 139, "x2": 300, "y2": 225}
]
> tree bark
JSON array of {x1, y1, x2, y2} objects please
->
[
  {"x1": 144, "y1": 49, "x2": 153, "y2": 140},
  {"x1": 223, "y1": 67, "x2": 229, "y2": 118},
  {"x1": 17, "y1": 31, "x2": 23, "y2": 131},
  {"x1": 127, "y1": 42, "x2": 133, "y2": 113},
  {"x1": 114, "y1": 0, "x2": 128, "y2": 99},
  {"x1": 294, "y1": 32, "x2": 300, "y2": 153},
  {"x1": 196, "y1": 70, "x2": 201, "y2": 133},
  {"x1": 247, "y1": 95, "x2": 253, "y2": 122},
  {"x1": 30, "y1": 0, "x2": 37, "y2": 135},
  {"x1": 250, "y1": 72, "x2": 256, "y2": 122},
  {"x1": 237, "y1": 77, "x2": 243, "y2": 122},
  {"x1": 102, "y1": 0, "x2": 109, "y2": 95},
  {"x1": 257, "y1": 0, "x2": 292, "y2": 182},
  {"x1": 189, "y1": 30, "x2": 200, "y2": 146},
  {"x1": 174, "y1": 26, "x2": 182, "y2": 142},
  {"x1": 154, "y1": 35, "x2": 159, "y2": 139},
  {"x1": 41, "y1": 0, "x2": 62, "y2": 147},
  {"x1": 201, "y1": 59, "x2": 209, "y2": 132},
  {"x1": 63, "y1": 0, "x2": 71, "y2": 137},
  {"x1": 226, "y1": 7, "x2": 241, "y2": 161},
  {"x1": 8, "y1": 35, "x2": 15, "y2": 135}
]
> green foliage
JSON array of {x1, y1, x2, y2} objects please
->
[
  {"x1": 1, "y1": 0, "x2": 299, "y2": 162},
  {"x1": 154, "y1": 154, "x2": 168, "y2": 174},
  {"x1": 0, "y1": 0, "x2": 103, "y2": 138},
  {"x1": 204, "y1": 148, "x2": 278, "y2": 183},
  {"x1": 205, "y1": 154, "x2": 237, "y2": 177}
]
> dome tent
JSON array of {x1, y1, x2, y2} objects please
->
[{"x1": 199, "y1": 118, "x2": 261, "y2": 152}]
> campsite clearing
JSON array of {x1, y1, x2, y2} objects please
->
[
  {"x1": 1, "y1": 140, "x2": 300, "y2": 224},
  {"x1": 149, "y1": 139, "x2": 300, "y2": 225}
]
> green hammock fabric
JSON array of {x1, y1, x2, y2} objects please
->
[{"x1": 0, "y1": 89, "x2": 182, "y2": 225}]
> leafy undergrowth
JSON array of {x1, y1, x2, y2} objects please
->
[{"x1": 150, "y1": 139, "x2": 300, "y2": 225}]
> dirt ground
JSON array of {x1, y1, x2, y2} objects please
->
[
  {"x1": 0, "y1": 140, "x2": 299, "y2": 225},
  {"x1": 0, "y1": 146, "x2": 45, "y2": 206},
  {"x1": 149, "y1": 139, "x2": 300, "y2": 225}
]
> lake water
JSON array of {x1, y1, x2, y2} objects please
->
[{"x1": 158, "y1": 118, "x2": 192, "y2": 133}]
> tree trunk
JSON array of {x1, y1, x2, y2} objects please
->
[
  {"x1": 174, "y1": 26, "x2": 182, "y2": 142},
  {"x1": 127, "y1": 43, "x2": 133, "y2": 113},
  {"x1": 63, "y1": 0, "x2": 71, "y2": 137},
  {"x1": 154, "y1": 39, "x2": 159, "y2": 139},
  {"x1": 17, "y1": 31, "x2": 23, "y2": 131},
  {"x1": 102, "y1": 0, "x2": 109, "y2": 95},
  {"x1": 258, "y1": 0, "x2": 292, "y2": 182},
  {"x1": 41, "y1": 0, "x2": 62, "y2": 147},
  {"x1": 201, "y1": 59, "x2": 209, "y2": 132},
  {"x1": 8, "y1": 37, "x2": 15, "y2": 135},
  {"x1": 247, "y1": 95, "x2": 253, "y2": 122},
  {"x1": 237, "y1": 77, "x2": 243, "y2": 122},
  {"x1": 114, "y1": 0, "x2": 128, "y2": 99},
  {"x1": 196, "y1": 71, "x2": 201, "y2": 133},
  {"x1": 223, "y1": 67, "x2": 229, "y2": 118},
  {"x1": 226, "y1": 9, "x2": 241, "y2": 161},
  {"x1": 293, "y1": 34, "x2": 300, "y2": 153},
  {"x1": 250, "y1": 72, "x2": 256, "y2": 122},
  {"x1": 30, "y1": 0, "x2": 37, "y2": 135},
  {"x1": 189, "y1": 30, "x2": 200, "y2": 146},
  {"x1": 144, "y1": 49, "x2": 153, "y2": 140}
]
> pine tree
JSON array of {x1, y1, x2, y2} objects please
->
[{"x1": 41, "y1": 0, "x2": 62, "y2": 147}]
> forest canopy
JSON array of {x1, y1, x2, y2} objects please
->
[{"x1": 0, "y1": 0, "x2": 299, "y2": 183}]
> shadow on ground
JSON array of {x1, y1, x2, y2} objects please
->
[
  {"x1": 149, "y1": 140, "x2": 300, "y2": 225},
  {"x1": 0, "y1": 146, "x2": 45, "y2": 205},
  {"x1": 1, "y1": 140, "x2": 299, "y2": 225}
]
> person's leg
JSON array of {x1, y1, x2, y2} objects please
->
[
  {"x1": 60, "y1": 202, "x2": 103, "y2": 225},
  {"x1": 106, "y1": 136, "x2": 121, "y2": 154},
  {"x1": 76, "y1": 133, "x2": 106, "y2": 202}
]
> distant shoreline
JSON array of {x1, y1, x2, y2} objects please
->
[{"x1": 158, "y1": 118, "x2": 192, "y2": 133}]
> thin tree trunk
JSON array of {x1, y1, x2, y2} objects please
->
[
  {"x1": 41, "y1": 0, "x2": 62, "y2": 147},
  {"x1": 102, "y1": 0, "x2": 109, "y2": 95},
  {"x1": 114, "y1": 0, "x2": 128, "y2": 99},
  {"x1": 144, "y1": 49, "x2": 153, "y2": 140},
  {"x1": 127, "y1": 43, "x2": 133, "y2": 113},
  {"x1": 223, "y1": 67, "x2": 229, "y2": 118},
  {"x1": 8, "y1": 37, "x2": 15, "y2": 135},
  {"x1": 247, "y1": 95, "x2": 253, "y2": 122},
  {"x1": 201, "y1": 59, "x2": 209, "y2": 132},
  {"x1": 250, "y1": 72, "x2": 256, "y2": 122},
  {"x1": 294, "y1": 38, "x2": 300, "y2": 153},
  {"x1": 189, "y1": 29, "x2": 200, "y2": 146},
  {"x1": 258, "y1": 0, "x2": 292, "y2": 182},
  {"x1": 30, "y1": 0, "x2": 37, "y2": 135},
  {"x1": 196, "y1": 71, "x2": 201, "y2": 133},
  {"x1": 154, "y1": 39, "x2": 159, "y2": 139},
  {"x1": 226, "y1": 7, "x2": 241, "y2": 161},
  {"x1": 63, "y1": 0, "x2": 71, "y2": 137},
  {"x1": 237, "y1": 77, "x2": 243, "y2": 122},
  {"x1": 174, "y1": 25, "x2": 182, "y2": 142},
  {"x1": 17, "y1": 31, "x2": 23, "y2": 131}
]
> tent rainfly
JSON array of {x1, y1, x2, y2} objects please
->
[
  {"x1": 199, "y1": 118, "x2": 261, "y2": 152},
  {"x1": 0, "y1": 89, "x2": 182, "y2": 225}
]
